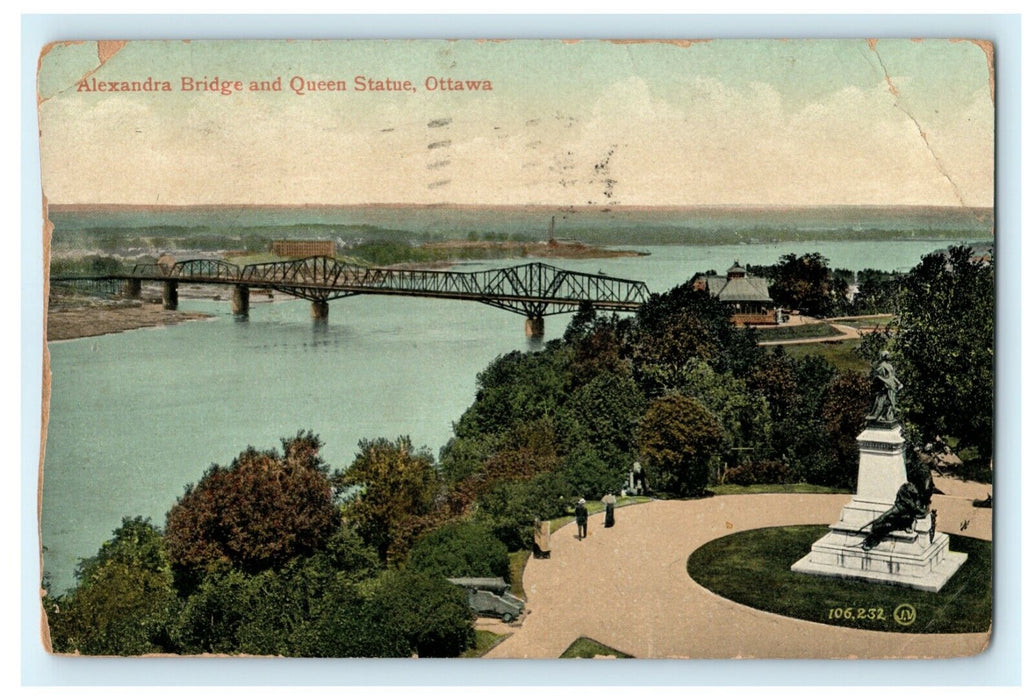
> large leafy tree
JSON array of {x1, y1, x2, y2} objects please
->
[
  {"x1": 46, "y1": 517, "x2": 178, "y2": 655},
  {"x1": 769, "y1": 252, "x2": 848, "y2": 317},
  {"x1": 632, "y1": 282, "x2": 757, "y2": 394},
  {"x1": 406, "y1": 521, "x2": 510, "y2": 581},
  {"x1": 637, "y1": 394, "x2": 725, "y2": 496},
  {"x1": 819, "y1": 370, "x2": 872, "y2": 488},
  {"x1": 164, "y1": 432, "x2": 341, "y2": 586},
  {"x1": 172, "y1": 529, "x2": 383, "y2": 656},
  {"x1": 337, "y1": 436, "x2": 440, "y2": 561},
  {"x1": 363, "y1": 569, "x2": 474, "y2": 658},
  {"x1": 892, "y1": 246, "x2": 994, "y2": 464}
]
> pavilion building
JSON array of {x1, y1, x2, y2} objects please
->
[{"x1": 692, "y1": 262, "x2": 777, "y2": 326}]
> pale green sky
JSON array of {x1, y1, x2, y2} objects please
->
[{"x1": 37, "y1": 39, "x2": 994, "y2": 207}]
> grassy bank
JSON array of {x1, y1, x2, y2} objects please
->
[
  {"x1": 778, "y1": 339, "x2": 869, "y2": 373},
  {"x1": 755, "y1": 323, "x2": 841, "y2": 342}
]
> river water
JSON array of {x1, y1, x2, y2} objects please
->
[{"x1": 40, "y1": 240, "x2": 963, "y2": 593}]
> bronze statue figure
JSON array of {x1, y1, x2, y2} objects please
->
[
  {"x1": 867, "y1": 350, "x2": 903, "y2": 424},
  {"x1": 858, "y1": 482, "x2": 928, "y2": 551}
]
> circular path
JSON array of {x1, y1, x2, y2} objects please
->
[{"x1": 486, "y1": 487, "x2": 991, "y2": 659}]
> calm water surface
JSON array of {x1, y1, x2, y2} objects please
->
[{"x1": 41, "y1": 240, "x2": 959, "y2": 592}]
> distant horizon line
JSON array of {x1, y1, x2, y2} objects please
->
[{"x1": 47, "y1": 202, "x2": 993, "y2": 213}]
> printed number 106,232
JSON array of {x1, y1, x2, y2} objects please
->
[{"x1": 828, "y1": 607, "x2": 886, "y2": 621}]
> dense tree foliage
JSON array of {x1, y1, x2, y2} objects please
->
[
  {"x1": 164, "y1": 432, "x2": 340, "y2": 588},
  {"x1": 892, "y1": 246, "x2": 994, "y2": 465},
  {"x1": 406, "y1": 521, "x2": 510, "y2": 581},
  {"x1": 637, "y1": 395, "x2": 726, "y2": 496},
  {"x1": 337, "y1": 436, "x2": 440, "y2": 561},
  {"x1": 47, "y1": 517, "x2": 178, "y2": 655},
  {"x1": 363, "y1": 569, "x2": 475, "y2": 657},
  {"x1": 767, "y1": 252, "x2": 849, "y2": 317}
]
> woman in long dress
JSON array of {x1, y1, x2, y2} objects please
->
[{"x1": 603, "y1": 492, "x2": 616, "y2": 528}]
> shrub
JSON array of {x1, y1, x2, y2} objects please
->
[
  {"x1": 723, "y1": 459, "x2": 791, "y2": 486},
  {"x1": 407, "y1": 522, "x2": 510, "y2": 581}
]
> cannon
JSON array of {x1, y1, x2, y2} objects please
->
[{"x1": 447, "y1": 577, "x2": 525, "y2": 623}]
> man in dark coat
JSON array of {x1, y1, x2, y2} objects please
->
[{"x1": 575, "y1": 498, "x2": 588, "y2": 540}]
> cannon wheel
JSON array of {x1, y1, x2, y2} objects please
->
[{"x1": 502, "y1": 612, "x2": 514, "y2": 623}]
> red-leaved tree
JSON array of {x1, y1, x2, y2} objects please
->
[{"x1": 165, "y1": 432, "x2": 341, "y2": 586}]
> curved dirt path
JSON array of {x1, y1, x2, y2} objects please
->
[
  {"x1": 486, "y1": 493, "x2": 990, "y2": 659},
  {"x1": 757, "y1": 323, "x2": 861, "y2": 347}
]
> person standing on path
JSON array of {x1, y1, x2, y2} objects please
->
[
  {"x1": 575, "y1": 498, "x2": 588, "y2": 540},
  {"x1": 603, "y1": 492, "x2": 616, "y2": 528}
]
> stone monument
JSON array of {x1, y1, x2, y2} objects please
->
[{"x1": 791, "y1": 352, "x2": 967, "y2": 591}]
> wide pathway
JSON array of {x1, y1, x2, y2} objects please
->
[{"x1": 486, "y1": 491, "x2": 990, "y2": 659}]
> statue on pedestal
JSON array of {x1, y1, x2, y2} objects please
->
[
  {"x1": 628, "y1": 461, "x2": 648, "y2": 496},
  {"x1": 866, "y1": 351, "x2": 903, "y2": 424}
]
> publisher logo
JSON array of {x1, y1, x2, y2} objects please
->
[{"x1": 893, "y1": 604, "x2": 917, "y2": 627}]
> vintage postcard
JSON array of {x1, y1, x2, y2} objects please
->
[{"x1": 37, "y1": 38, "x2": 993, "y2": 659}]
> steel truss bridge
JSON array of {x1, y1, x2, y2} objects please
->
[{"x1": 52, "y1": 256, "x2": 651, "y2": 331}]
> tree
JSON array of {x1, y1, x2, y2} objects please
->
[
  {"x1": 364, "y1": 569, "x2": 475, "y2": 657},
  {"x1": 407, "y1": 521, "x2": 510, "y2": 581},
  {"x1": 892, "y1": 246, "x2": 994, "y2": 465},
  {"x1": 164, "y1": 432, "x2": 341, "y2": 587},
  {"x1": 637, "y1": 395, "x2": 725, "y2": 496},
  {"x1": 820, "y1": 370, "x2": 872, "y2": 488},
  {"x1": 452, "y1": 344, "x2": 574, "y2": 439},
  {"x1": 47, "y1": 517, "x2": 179, "y2": 655},
  {"x1": 769, "y1": 252, "x2": 848, "y2": 317},
  {"x1": 171, "y1": 528, "x2": 384, "y2": 656},
  {"x1": 560, "y1": 369, "x2": 646, "y2": 458},
  {"x1": 337, "y1": 436, "x2": 440, "y2": 561},
  {"x1": 851, "y1": 268, "x2": 901, "y2": 315},
  {"x1": 677, "y1": 359, "x2": 773, "y2": 461}
]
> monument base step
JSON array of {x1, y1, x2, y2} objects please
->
[{"x1": 791, "y1": 530, "x2": 967, "y2": 592}]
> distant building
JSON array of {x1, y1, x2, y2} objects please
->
[
  {"x1": 271, "y1": 240, "x2": 335, "y2": 258},
  {"x1": 692, "y1": 262, "x2": 776, "y2": 326}
]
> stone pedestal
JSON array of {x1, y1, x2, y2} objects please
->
[
  {"x1": 310, "y1": 300, "x2": 329, "y2": 320},
  {"x1": 791, "y1": 422, "x2": 967, "y2": 592},
  {"x1": 525, "y1": 316, "x2": 545, "y2": 339},
  {"x1": 122, "y1": 278, "x2": 141, "y2": 299},
  {"x1": 231, "y1": 285, "x2": 250, "y2": 316},
  {"x1": 162, "y1": 280, "x2": 178, "y2": 310}
]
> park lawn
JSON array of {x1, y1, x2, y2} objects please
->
[
  {"x1": 709, "y1": 483, "x2": 852, "y2": 496},
  {"x1": 686, "y1": 525, "x2": 991, "y2": 634},
  {"x1": 755, "y1": 323, "x2": 841, "y2": 342},
  {"x1": 828, "y1": 315, "x2": 894, "y2": 330},
  {"x1": 461, "y1": 630, "x2": 510, "y2": 658},
  {"x1": 559, "y1": 637, "x2": 633, "y2": 659},
  {"x1": 778, "y1": 338, "x2": 869, "y2": 372}
]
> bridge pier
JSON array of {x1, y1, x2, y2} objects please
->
[
  {"x1": 162, "y1": 280, "x2": 178, "y2": 310},
  {"x1": 310, "y1": 300, "x2": 329, "y2": 320},
  {"x1": 231, "y1": 285, "x2": 250, "y2": 316},
  {"x1": 525, "y1": 316, "x2": 545, "y2": 339},
  {"x1": 121, "y1": 278, "x2": 141, "y2": 299}
]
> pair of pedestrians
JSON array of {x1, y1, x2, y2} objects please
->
[{"x1": 575, "y1": 493, "x2": 617, "y2": 540}]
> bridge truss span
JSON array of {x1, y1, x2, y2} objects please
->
[{"x1": 59, "y1": 256, "x2": 652, "y2": 331}]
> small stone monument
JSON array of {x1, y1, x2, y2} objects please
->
[
  {"x1": 791, "y1": 352, "x2": 967, "y2": 591},
  {"x1": 628, "y1": 461, "x2": 648, "y2": 496}
]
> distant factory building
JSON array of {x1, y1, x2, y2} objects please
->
[
  {"x1": 271, "y1": 240, "x2": 336, "y2": 258},
  {"x1": 692, "y1": 262, "x2": 777, "y2": 326}
]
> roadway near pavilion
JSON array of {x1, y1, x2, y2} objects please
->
[{"x1": 485, "y1": 478, "x2": 991, "y2": 659}]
